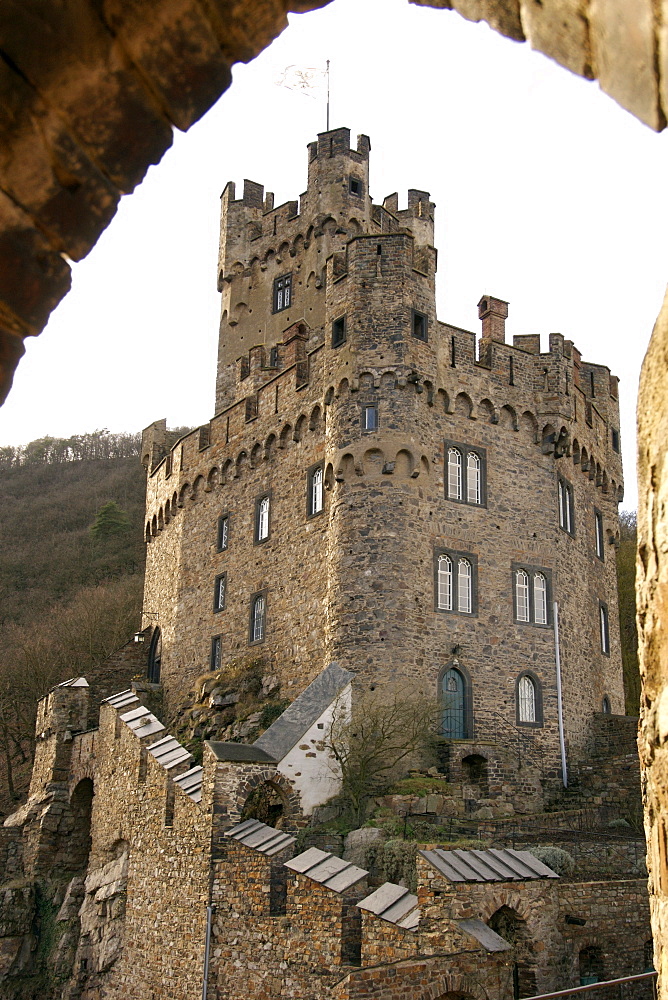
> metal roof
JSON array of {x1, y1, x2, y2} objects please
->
[
  {"x1": 254, "y1": 662, "x2": 353, "y2": 762},
  {"x1": 457, "y1": 918, "x2": 511, "y2": 952},
  {"x1": 173, "y1": 765, "x2": 203, "y2": 803},
  {"x1": 206, "y1": 741, "x2": 276, "y2": 763},
  {"x1": 285, "y1": 847, "x2": 368, "y2": 893},
  {"x1": 104, "y1": 689, "x2": 140, "y2": 710},
  {"x1": 357, "y1": 882, "x2": 420, "y2": 931},
  {"x1": 420, "y1": 847, "x2": 560, "y2": 883},
  {"x1": 225, "y1": 819, "x2": 296, "y2": 856}
]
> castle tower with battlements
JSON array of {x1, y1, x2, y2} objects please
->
[{"x1": 141, "y1": 127, "x2": 625, "y2": 791}]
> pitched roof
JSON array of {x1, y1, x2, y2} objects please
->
[
  {"x1": 206, "y1": 741, "x2": 277, "y2": 763},
  {"x1": 253, "y1": 661, "x2": 353, "y2": 762},
  {"x1": 225, "y1": 818, "x2": 295, "y2": 856},
  {"x1": 357, "y1": 882, "x2": 420, "y2": 931},
  {"x1": 285, "y1": 847, "x2": 368, "y2": 892}
]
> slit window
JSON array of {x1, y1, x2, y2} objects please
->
[
  {"x1": 435, "y1": 549, "x2": 477, "y2": 616},
  {"x1": 210, "y1": 635, "x2": 222, "y2": 671},
  {"x1": 558, "y1": 477, "x2": 575, "y2": 535},
  {"x1": 332, "y1": 316, "x2": 346, "y2": 348},
  {"x1": 412, "y1": 309, "x2": 428, "y2": 342},
  {"x1": 600, "y1": 601, "x2": 610, "y2": 655},
  {"x1": 213, "y1": 573, "x2": 226, "y2": 613},
  {"x1": 273, "y1": 273, "x2": 292, "y2": 313},
  {"x1": 595, "y1": 510, "x2": 604, "y2": 560}
]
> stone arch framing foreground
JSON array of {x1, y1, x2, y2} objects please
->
[{"x1": 3, "y1": 0, "x2": 668, "y2": 987}]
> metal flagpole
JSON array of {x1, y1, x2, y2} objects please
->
[{"x1": 326, "y1": 59, "x2": 330, "y2": 130}]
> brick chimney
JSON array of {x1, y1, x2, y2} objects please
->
[{"x1": 478, "y1": 295, "x2": 509, "y2": 343}]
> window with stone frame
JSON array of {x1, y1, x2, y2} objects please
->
[
  {"x1": 412, "y1": 309, "x2": 428, "y2": 342},
  {"x1": 210, "y1": 635, "x2": 222, "y2": 671},
  {"x1": 599, "y1": 600, "x2": 610, "y2": 656},
  {"x1": 435, "y1": 548, "x2": 478, "y2": 615},
  {"x1": 213, "y1": 572, "x2": 226, "y2": 613},
  {"x1": 217, "y1": 513, "x2": 230, "y2": 552},
  {"x1": 516, "y1": 671, "x2": 543, "y2": 727},
  {"x1": 332, "y1": 315, "x2": 346, "y2": 348},
  {"x1": 273, "y1": 273, "x2": 292, "y2": 313},
  {"x1": 444, "y1": 441, "x2": 486, "y2": 506},
  {"x1": 558, "y1": 476, "x2": 575, "y2": 535},
  {"x1": 362, "y1": 403, "x2": 378, "y2": 432},
  {"x1": 307, "y1": 463, "x2": 324, "y2": 517},
  {"x1": 512, "y1": 564, "x2": 551, "y2": 626},
  {"x1": 255, "y1": 493, "x2": 271, "y2": 543},
  {"x1": 594, "y1": 509, "x2": 604, "y2": 560},
  {"x1": 250, "y1": 591, "x2": 267, "y2": 644}
]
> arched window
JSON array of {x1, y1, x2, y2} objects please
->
[
  {"x1": 516, "y1": 672, "x2": 543, "y2": 726},
  {"x1": 518, "y1": 675, "x2": 536, "y2": 723},
  {"x1": 309, "y1": 466, "x2": 323, "y2": 516},
  {"x1": 458, "y1": 559, "x2": 472, "y2": 613},
  {"x1": 147, "y1": 628, "x2": 162, "y2": 684},
  {"x1": 256, "y1": 494, "x2": 270, "y2": 542},
  {"x1": 437, "y1": 554, "x2": 453, "y2": 610},
  {"x1": 251, "y1": 593, "x2": 266, "y2": 643},
  {"x1": 447, "y1": 447, "x2": 462, "y2": 499},
  {"x1": 467, "y1": 451, "x2": 481, "y2": 504},
  {"x1": 515, "y1": 570, "x2": 530, "y2": 622},
  {"x1": 602, "y1": 696, "x2": 611, "y2": 714},
  {"x1": 533, "y1": 573, "x2": 547, "y2": 624}
]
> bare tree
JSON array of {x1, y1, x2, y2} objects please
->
[{"x1": 323, "y1": 690, "x2": 437, "y2": 826}]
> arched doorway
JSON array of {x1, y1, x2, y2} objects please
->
[
  {"x1": 241, "y1": 780, "x2": 287, "y2": 829},
  {"x1": 68, "y1": 778, "x2": 94, "y2": 875},
  {"x1": 489, "y1": 905, "x2": 536, "y2": 999},
  {"x1": 441, "y1": 665, "x2": 469, "y2": 739}
]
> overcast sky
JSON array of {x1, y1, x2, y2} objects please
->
[{"x1": 2, "y1": 0, "x2": 667, "y2": 510}]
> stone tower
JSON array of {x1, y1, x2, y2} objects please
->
[{"x1": 141, "y1": 127, "x2": 624, "y2": 788}]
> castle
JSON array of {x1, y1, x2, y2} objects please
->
[{"x1": 0, "y1": 129, "x2": 652, "y2": 1000}]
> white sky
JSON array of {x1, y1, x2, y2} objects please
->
[{"x1": 2, "y1": 0, "x2": 667, "y2": 511}]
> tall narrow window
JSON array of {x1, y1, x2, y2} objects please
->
[
  {"x1": 210, "y1": 635, "x2": 222, "y2": 671},
  {"x1": 515, "y1": 570, "x2": 530, "y2": 622},
  {"x1": 308, "y1": 465, "x2": 323, "y2": 516},
  {"x1": 147, "y1": 628, "x2": 162, "y2": 684},
  {"x1": 213, "y1": 573, "x2": 226, "y2": 612},
  {"x1": 251, "y1": 593, "x2": 266, "y2": 643},
  {"x1": 273, "y1": 273, "x2": 292, "y2": 312},
  {"x1": 595, "y1": 510, "x2": 604, "y2": 560},
  {"x1": 363, "y1": 405, "x2": 378, "y2": 431},
  {"x1": 332, "y1": 316, "x2": 346, "y2": 348},
  {"x1": 447, "y1": 448, "x2": 462, "y2": 499},
  {"x1": 256, "y1": 495, "x2": 270, "y2": 543},
  {"x1": 217, "y1": 514, "x2": 229, "y2": 552},
  {"x1": 533, "y1": 573, "x2": 547, "y2": 625},
  {"x1": 518, "y1": 675, "x2": 536, "y2": 723},
  {"x1": 558, "y1": 478, "x2": 575, "y2": 535},
  {"x1": 600, "y1": 601, "x2": 610, "y2": 655},
  {"x1": 437, "y1": 555, "x2": 453, "y2": 610},
  {"x1": 602, "y1": 696, "x2": 611, "y2": 714},
  {"x1": 467, "y1": 452, "x2": 481, "y2": 504},
  {"x1": 458, "y1": 559, "x2": 472, "y2": 614}
]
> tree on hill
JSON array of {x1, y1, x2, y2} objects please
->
[{"x1": 90, "y1": 501, "x2": 131, "y2": 539}]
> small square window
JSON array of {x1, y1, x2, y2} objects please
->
[
  {"x1": 273, "y1": 274, "x2": 292, "y2": 313},
  {"x1": 217, "y1": 514, "x2": 229, "y2": 552},
  {"x1": 213, "y1": 573, "x2": 226, "y2": 613},
  {"x1": 332, "y1": 316, "x2": 346, "y2": 348},
  {"x1": 363, "y1": 405, "x2": 378, "y2": 431},
  {"x1": 412, "y1": 309, "x2": 428, "y2": 342},
  {"x1": 349, "y1": 177, "x2": 363, "y2": 196}
]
